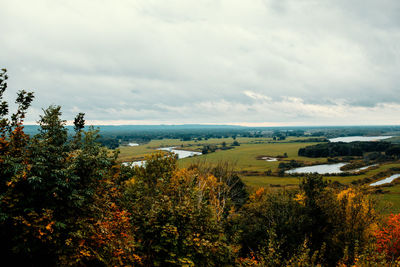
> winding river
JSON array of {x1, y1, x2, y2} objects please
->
[
  {"x1": 122, "y1": 147, "x2": 202, "y2": 168},
  {"x1": 286, "y1": 163, "x2": 376, "y2": 175}
]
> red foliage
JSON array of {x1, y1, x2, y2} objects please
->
[{"x1": 375, "y1": 213, "x2": 400, "y2": 260}]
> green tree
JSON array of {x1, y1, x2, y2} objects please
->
[
  {"x1": 230, "y1": 187, "x2": 307, "y2": 260},
  {"x1": 0, "y1": 70, "x2": 133, "y2": 265},
  {"x1": 123, "y1": 153, "x2": 235, "y2": 266}
]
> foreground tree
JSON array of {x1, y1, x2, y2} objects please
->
[
  {"x1": 0, "y1": 69, "x2": 136, "y2": 265},
  {"x1": 123, "y1": 153, "x2": 236, "y2": 266},
  {"x1": 233, "y1": 175, "x2": 377, "y2": 266}
]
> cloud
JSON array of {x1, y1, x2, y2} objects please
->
[{"x1": 1, "y1": 0, "x2": 400, "y2": 125}]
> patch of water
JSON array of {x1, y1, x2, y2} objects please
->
[
  {"x1": 287, "y1": 163, "x2": 377, "y2": 175},
  {"x1": 329, "y1": 136, "x2": 392, "y2": 143},
  {"x1": 349, "y1": 164, "x2": 377, "y2": 172},
  {"x1": 128, "y1": 143, "x2": 139, "y2": 146},
  {"x1": 370, "y1": 174, "x2": 400, "y2": 186},
  {"x1": 286, "y1": 163, "x2": 348, "y2": 174},
  {"x1": 158, "y1": 147, "x2": 202, "y2": 159},
  {"x1": 261, "y1": 157, "x2": 278, "y2": 162},
  {"x1": 122, "y1": 147, "x2": 202, "y2": 168}
]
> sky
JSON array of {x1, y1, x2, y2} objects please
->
[{"x1": 1, "y1": 0, "x2": 400, "y2": 126}]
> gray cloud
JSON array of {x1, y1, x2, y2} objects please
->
[{"x1": 1, "y1": 0, "x2": 400, "y2": 125}]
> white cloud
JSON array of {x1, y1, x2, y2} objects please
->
[{"x1": 1, "y1": 0, "x2": 400, "y2": 125}]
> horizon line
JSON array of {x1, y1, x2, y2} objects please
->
[{"x1": 23, "y1": 122, "x2": 400, "y2": 128}]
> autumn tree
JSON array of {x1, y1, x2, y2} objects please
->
[
  {"x1": 232, "y1": 175, "x2": 378, "y2": 266},
  {"x1": 0, "y1": 69, "x2": 135, "y2": 265},
  {"x1": 375, "y1": 213, "x2": 400, "y2": 262},
  {"x1": 123, "y1": 153, "x2": 236, "y2": 266}
]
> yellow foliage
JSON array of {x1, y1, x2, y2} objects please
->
[
  {"x1": 336, "y1": 187, "x2": 376, "y2": 241},
  {"x1": 125, "y1": 177, "x2": 135, "y2": 187},
  {"x1": 337, "y1": 188, "x2": 357, "y2": 203},
  {"x1": 294, "y1": 193, "x2": 306, "y2": 206}
]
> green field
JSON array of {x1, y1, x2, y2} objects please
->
[
  {"x1": 117, "y1": 137, "x2": 257, "y2": 162},
  {"x1": 117, "y1": 137, "x2": 400, "y2": 212},
  {"x1": 373, "y1": 182, "x2": 400, "y2": 214},
  {"x1": 179, "y1": 142, "x2": 328, "y2": 172},
  {"x1": 117, "y1": 138, "x2": 400, "y2": 187},
  {"x1": 117, "y1": 136, "x2": 320, "y2": 163}
]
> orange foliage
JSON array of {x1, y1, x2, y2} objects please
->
[
  {"x1": 236, "y1": 252, "x2": 259, "y2": 266},
  {"x1": 0, "y1": 136, "x2": 9, "y2": 162},
  {"x1": 14, "y1": 209, "x2": 56, "y2": 242},
  {"x1": 92, "y1": 203, "x2": 140, "y2": 264},
  {"x1": 9, "y1": 126, "x2": 30, "y2": 157},
  {"x1": 250, "y1": 187, "x2": 265, "y2": 201}
]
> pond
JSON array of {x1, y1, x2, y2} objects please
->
[
  {"x1": 122, "y1": 147, "x2": 202, "y2": 168},
  {"x1": 370, "y1": 174, "x2": 400, "y2": 186},
  {"x1": 128, "y1": 143, "x2": 139, "y2": 146},
  {"x1": 261, "y1": 157, "x2": 278, "y2": 162},
  {"x1": 328, "y1": 136, "x2": 392, "y2": 143}
]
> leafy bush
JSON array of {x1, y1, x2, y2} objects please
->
[{"x1": 123, "y1": 153, "x2": 236, "y2": 266}]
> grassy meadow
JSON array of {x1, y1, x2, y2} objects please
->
[
  {"x1": 117, "y1": 137, "x2": 400, "y2": 212},
  {"x1": 117, "y1": 136, "x2": 320, "y2": 162}
]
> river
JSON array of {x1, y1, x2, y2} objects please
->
[
  {"x1": 286, "y1": 163, "x2": 376, "y2": 175},
  {"x1": 122, "y1": 147, "x2": 202, "y2": 168},
  {"x1": 370, "y1": 174, "x2": 400, "y2": 186}
]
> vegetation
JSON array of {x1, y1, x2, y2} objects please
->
[
  {"x1": 2, "y1": 69, "x2": 400, "y2": 265},
  {"x1": 298, "y1": 141, "x2": 399, "y2": 158}
]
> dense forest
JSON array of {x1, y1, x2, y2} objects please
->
[
  {"x1": 298, "y1": 141, "x2": 400, "y2": 158},
  {"x1": 2, "y1": 69, "x2": 400, "y2": 266}
]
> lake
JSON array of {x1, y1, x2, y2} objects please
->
[
  {"x1": 122, "y1": 147, "x2": 202, "y2": 168},
  {"x1": 329, "y1": 136, "x2": 392, "y2": 143},
  {"x1": 370, "y1": 174, "x2": 400, "y2": 186}
]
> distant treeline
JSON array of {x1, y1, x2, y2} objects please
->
[
  {"x1": 96, "y1": 129, "x2": 307, "y2": 148},
  {"x1": 299, "y1": 141, "x2": 400, "y2": 158},
  {"x1": 23, "y1": 125, "x2": 400, "y2": 149}
]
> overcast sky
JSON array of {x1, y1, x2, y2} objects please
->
[{"x1": 1, "y1": 0, "x2": 400, "y2": 126}]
